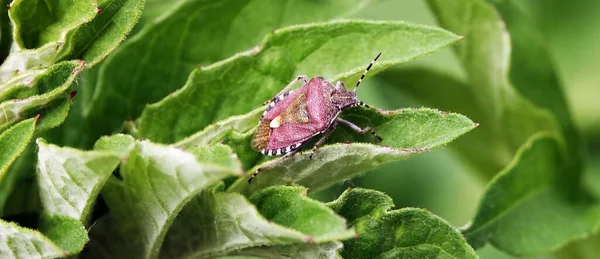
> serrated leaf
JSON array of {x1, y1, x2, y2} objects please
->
[
  {"x1": 0, "y1": 58, "x2": 80, "y2": 102},
  {"x1": 0, "y1": 215, "x2": 87, "y2": 258},
  {"x1": 327, "y1": 188, "x2": 477, "y2": 259},
  {"x1": 157, "y1": 186, "x2": 351, "y2": 258},
  {"x1": 463, "y1": 134, "x2": 600, "y2": 256},
  {"x1": 377, "y1": 68, "x2": 557, "y2": 179},
  {"x1": 135, "y1": 20, "x2": 461, "y2": 144},
  {"x1": 250, "y1": 186, "x2": 354, "y2": 242},
  {"x1": 36, "y1": 138, "x2": 120, "y2": 222},
  {"x1": 0, "y1": 60, "x2": 84, "y2": 129},
  {"x1": 228, "y1": 107, "x2": 477, "y2": 195},
  {"x1": 90, "y1": 135, "x2": 242, "y2": 259},
  {"x1": 0, "y1": 118, "x2": 36, "y2": 215},
  {"x1": 82, "y1": 0, "x2": 372, "y2": 145},
  {"x1": 8, "y1": 0, "x2": 97, "y2": 49},
  {"x1": 33, "y1": 97, "x2": 70, "y2": 133}
]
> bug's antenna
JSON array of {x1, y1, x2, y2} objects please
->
[{"x1": 353, "y1": 52, "x2": 382, "y2": 92}]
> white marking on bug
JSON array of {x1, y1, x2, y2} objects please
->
[{"x1": 270, "y1": 115, "x2": 282, "y2": 128}]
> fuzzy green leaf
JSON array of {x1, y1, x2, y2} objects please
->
[
  {"x1": 33, "y1": 97, "x2": 71, "y2": 133},
  {"x1": 2, "y1": 0, "x2": 143, "y2": 87},
  {"x1": 0, "y1": 215, "x2": 87, "y2": 258},
  {"x1": 82, "y1": 0, "x2": 372, "y2": 145},
  {"x1": 8, "y1": 0, "x2": 97, "y2": 49},
  {"x1": 0, "y1": 97, "x2": 74, "y2": 215},
  {"x1": 90, "y1": 135, "x2": 243, "y2": 259},
  {"x1": 135, "y1": 20, "x2": 461, "y2": 144},
  {"x1": 174, "y1": 108, "x2": 264, "y2": 168},
  {"x1": 157, "y1": 186, "x2": 352, "y2": 258},
  {"x1": 86, "y1": 185, "x2": 349, "y2": 258},
  {"x1": 463, "y1": 134, "x2": 600, "y2": 256},
  {"x1": 228, "y1": 107, "x2": 477, "y2": 195},
  {"x1": 0, "y1": 118, "x2": 36, "y2": 215},
  {"x1": 225, "y1": 242, "x2": 343, "y2": 259},
  {"x1": 249, "y1": 186, "x2": 354, "y2": 242},
  {"x1": 37, "y1": 214, "x2": 89, "y2": 255},
  {"x1": 36, "y1": 138, "x2": 120, "y2": 222},
  {"x1": 0, "y1": 43, "x2": 61, "y2": 84},
  {"x1": 0, "y1": 60, "x2": 84, "y2": 130},
  {"x1": 0, "y1": 118, "x2": 35, "y2": 181},
  {"x1": 328, "y1": 188, "x2": 477, "y2": 259},
  {"x1": 93, "y1": 133, "x2": 136, "y2": 157},
  {"x1": 191, "y1": 143, "x2": 244, "y2": 173},
  {"x1": 59, "y1": 0, "x2": 145, "y2": 66},
  {"x1": 175, "y1": 108, "x2": 263, "y2": 150}
]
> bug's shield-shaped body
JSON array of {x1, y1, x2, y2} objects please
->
[{"x1": 251, "y1": 77, "x2": 357, "y2": 156}]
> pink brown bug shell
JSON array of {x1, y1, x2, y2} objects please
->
[
  {"x1": 248, "y1": 52, "x2": 383, "y2": 183},
  {"x1": 251, "y1": 77, "x2": 357, "y2": 156}
]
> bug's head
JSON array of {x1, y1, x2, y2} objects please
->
[
  {"x1": 331, "y1": 86, "x2": 358, "y2": 109},
  {"x1": 334, "y1": 52, "x2": 381, "y2": 110}
]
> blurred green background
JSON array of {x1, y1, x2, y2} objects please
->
[{"x1": 310, "y1": 1, "x2": 600, "y2": 258}]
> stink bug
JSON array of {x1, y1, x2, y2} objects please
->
[{"x1": 248, "y1": 52, "x2": 383, "y2": 183}]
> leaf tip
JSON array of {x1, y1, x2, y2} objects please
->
[
  {"x1": 34, "y1": 114, "x2": 41, "y2": 122},
  {"x1": 457, "y1": 35, "x2": 465, "y2": 40},
  {"x1": 305, "y1": 237, "x2": 315, "y2": 243}
]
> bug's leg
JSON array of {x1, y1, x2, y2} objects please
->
[
  {"x1": 336, "y1": 118, "x2": 382, "y2": 141},
  {"x1": 309, "y1": 122, "x2": 337, "y2": 159},
  {"x1": 262, "y1": 75, "x2": 308, "y2": 105},
  {"x1": 248, "y1": 142, "x2": 308, "y2": 183}
]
